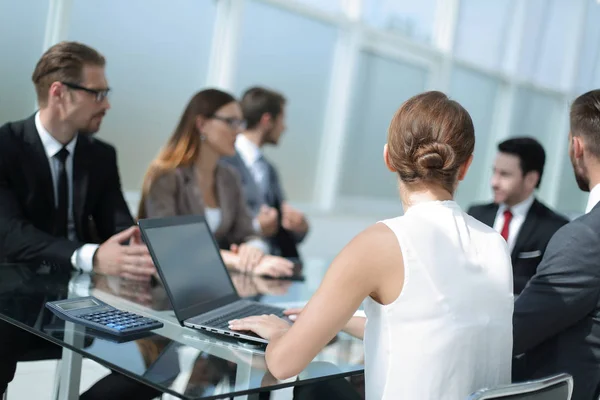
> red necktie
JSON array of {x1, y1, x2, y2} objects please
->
[{"x1": 500, "y1": 209, "x2": 513, "y2": 241}]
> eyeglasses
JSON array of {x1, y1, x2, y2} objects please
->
[
  {"x1": 61, "y1": 82, "x2": 110, "y2": 103},
  {"x1": 211, "y1": 115, "x2": 247, "y2": 131}
]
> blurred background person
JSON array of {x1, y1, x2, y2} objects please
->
[
  {"x1": 468, "y1": 137, "x2": 568, "y2": 294},
  {"x1": 138, "y1": 89, "x2": 293, "y2": 278},
  {"x1": 223, "y1": 87, "x2": 309, "y2": 259}
]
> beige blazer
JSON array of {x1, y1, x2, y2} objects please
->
[{"x1": 143, "y1": 164, "x2": 258, "y2": 247}]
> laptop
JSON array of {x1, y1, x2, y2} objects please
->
[{"x1": 138, "y1": 214, "x2": 287, "y2": 344}]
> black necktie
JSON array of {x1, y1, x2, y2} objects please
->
[{"x1": 55, "y1": 147, "x2": 69, "y2": 238}]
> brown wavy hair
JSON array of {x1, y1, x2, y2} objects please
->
[
  {"x1": 138, "y1": 89, "x2": 236, "y2": 219},
  {"x1": 386, "y1": 91, "x2": 475, "y2": 193}
]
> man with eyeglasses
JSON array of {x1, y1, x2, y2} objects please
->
[
  {"x1": 222, "y1": 86, "x2": 309, "y2": 259},
  {"x1": 0, "y1": 41, "x2": 157, "y2": 398}
]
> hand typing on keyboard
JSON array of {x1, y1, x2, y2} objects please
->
[{"x1": 228, "y1": 314, "x2": 291, "y2": 340}]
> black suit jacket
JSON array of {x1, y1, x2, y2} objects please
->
[
  {"x1": 0, "y1": 114, "x2": 134, "y2": 267},
  {"x1": 221, "y1": 152, "x2": 305, "y2": 259},
  {"x1": 467, "y1": 199, "x2": 568, "y2": 294},
  {"x1": 512, "y1": 202, "x2": 600, "y2": 400}
]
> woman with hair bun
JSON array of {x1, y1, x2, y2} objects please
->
[{"x1": 230, "y1": 91, "x2": 513, "y2": 399}]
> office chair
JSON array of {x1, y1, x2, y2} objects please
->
[{"x1": 467, "y1": 373, "x2": 573, "y2": 400}]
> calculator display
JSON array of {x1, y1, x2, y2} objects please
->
[{"x1": 57, "y1": 298, "x2": 99, "y2": 311}]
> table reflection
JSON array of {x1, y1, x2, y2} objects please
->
[{"x1": 0, "y1": 262, "x2": 364, "y2": 399}]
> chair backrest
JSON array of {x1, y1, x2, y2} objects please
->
[{"x1": 467, "y1": 373, "x2": 573, "y2": 400}]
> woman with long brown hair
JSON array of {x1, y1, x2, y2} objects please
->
[{"x1": 139, "y1": 89, "x2": 293, "y2": 277}]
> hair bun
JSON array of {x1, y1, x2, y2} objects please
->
[{"x1": 414, "y1": 142, "x2": 456, "y2": 177}]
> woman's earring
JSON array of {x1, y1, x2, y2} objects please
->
[{"x1": 200, "y1": 134, "x2": 206, "y2": 141}]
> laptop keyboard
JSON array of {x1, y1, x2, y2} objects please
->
[{"x1": 203, "y1": 304, "x2": 286, "y2": 330}]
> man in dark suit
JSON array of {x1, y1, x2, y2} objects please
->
[
  {"x1": 513, "y1": 89, "x2": 600, "y2": 400},
  {"x1": 0, "y1": 41, "x2": 156, "y2": 398},
  {"x1": 468, "y1": 137, "x2": 568, "y2": 294},
  {"x1": 222, "y1": 87, "x2": 309, "y2": 259}
]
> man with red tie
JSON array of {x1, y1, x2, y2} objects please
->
[{"x1": 468, "y1": 137, "x2": 568, "y2": 294}]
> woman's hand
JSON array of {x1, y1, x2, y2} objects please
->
[
  {"x1": 230, "y1": 243, "x2": 264, "y2": 272},
  {"x1": 283, "y1": 307, "x2": 304, "y2": 321},
  {"x1": 228, "y1": 314, "x2": 291, "y2": 340},
  {"x1": 253, "y1": 256, "x2": 294, "y2": 278}
]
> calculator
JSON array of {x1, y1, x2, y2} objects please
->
[{"x1": 46, "y1": 296, "x2": 164, "y2": 337}]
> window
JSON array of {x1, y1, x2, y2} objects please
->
[
  {"x1": 0, "y1": 0, "x2": 49, "y2": 124},
  {"x1": 454, "y1": 0, "x2": 512, "y2": 70},
  {"x1": 339, "y1": 52, "x2": 429, "y2": 201},
  {"x1": 449, "y1": 66, "x2": 500, "y2": 208},
  {"x1": 362, "y1": 0, "x2": 438, "y2": 43},
  {"x1": 290, "y1": 0, "x2": 344, "y2": 14},
  {"x1": 68, "y1": 0, "x2": 216, "y2": 191},
  {"x1": 234, "y1": 0, "x2": 337, "y2": 203},
  {"x1": 575, "y1": 0, "x2": 600, "y2": 94},
  {"x1": 517, "y1": 0, "x2": 583, "y2": 89}
]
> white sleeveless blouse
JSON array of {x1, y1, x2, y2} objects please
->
[{"x1": 363, "y1": 201, "x2": 513, "y2": 399}]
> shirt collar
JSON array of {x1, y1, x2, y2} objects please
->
[
  {"x1": 499, "y1": 193, "x2": 535, "y2": 218},
  {"x1": 235, "y1": 134, "x2": 262, "y2": 167},
  {"x1": 586, "y1": 183, "x2": 600, "y2": 213},
  {"x1": 35, "y1": 111, "x2": 78, "y2": 159}
]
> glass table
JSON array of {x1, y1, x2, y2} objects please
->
[{"x1": 0, "y1": 259, "x2": 364, "y2": 399}]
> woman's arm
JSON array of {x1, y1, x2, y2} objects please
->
[
  {"x1": 228, "y1": 169, "x2": 266, "y2": 248},
  {"x1": 285, "y1": 309, "x2": 366, "y2": 339},
  {"x1": 229, "y1": 223, "x2": 403, "y2": 380},
  {"x1": 342, "y1": 316, "x2": 366, "y2": 339}
]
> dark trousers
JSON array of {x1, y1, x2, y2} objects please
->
[
  {"x1": 0, "y1": 320, "x2": 61, "y2": 394},
  {"x1": 293, "y1": 376, "x2": 364, "y2": 400},
  {"x1": 0, "y1": 320, "x2": 160, "y2": 400},
  {"x1": 0, "y1": 319, "x2": 362, "y2": 399}
]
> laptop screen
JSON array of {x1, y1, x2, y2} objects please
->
[{"x1": 140, "y1": 216, "x2": 238, "y2": 321}]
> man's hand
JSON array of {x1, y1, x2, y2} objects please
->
[
  {"x1": 93, "y1": 226, "x2": 156, "y2": 281},
  {"x1": 230, "y1": 243, "x2": 264, "y2": 272},
  {"x1": 257, "y1": 205, "x2": 279, "y2": 237},
  {"x1": 253, "y1": 255, "x2": 294, "y2": 278},
  {"x1": 281, "y1": 202, "x2": 308, "y2": 234}
]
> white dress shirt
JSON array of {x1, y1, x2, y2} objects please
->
[
  {"x1": 235, "y1": 135, "x2": 266, "y2": 233},
  {"x1": 586, "y1": 184, "x2": 600, "y2": 214},
  {"x1": 204, "y1": 207, "x2": 222, "y2": 233},
  {"x1": 35, "y1": 112, "x2": 98, "y2": 272},
  {"x1": 493, "y1": 194, "x2": 535, "y2": 254}
]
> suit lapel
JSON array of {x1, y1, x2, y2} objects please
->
[
  {"x1": 232, "y1": 152, "x2": 262, "y2": 213},
  {"x1": 263, "y1": 159, "x2": 280, "y2": 208},
  {"x1": 480, "y1": 204, "x2": 498, "y2": 228},
  {"x1": 22, "y1": 115, "x2": 55, "y2": 207},
  {"x1": 72, "y1": 138, "x2": 91, "y2": 239},
  {"x1": 511, "y1": 199, "x2": 540, "y2": 260},
  {"x1": 214, "y1": 165, "x2": 232, "y2": 239},
  {"x1": 180, "y1": 165, "x2": 207, "y2": 214}
]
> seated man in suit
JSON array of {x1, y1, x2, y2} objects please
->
[
  {"x1": 513, "y1": 89, "x2": 600, "y2": 400},
  {"x1": 0, "y1": 41, "x2": 156, "y2": 398},
  {"x1": 222, "y1": 87, "x2": 309, "y2": 258},
  {"x1": 468, "y1": 137, "x2": 568, "y2": 294}
]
